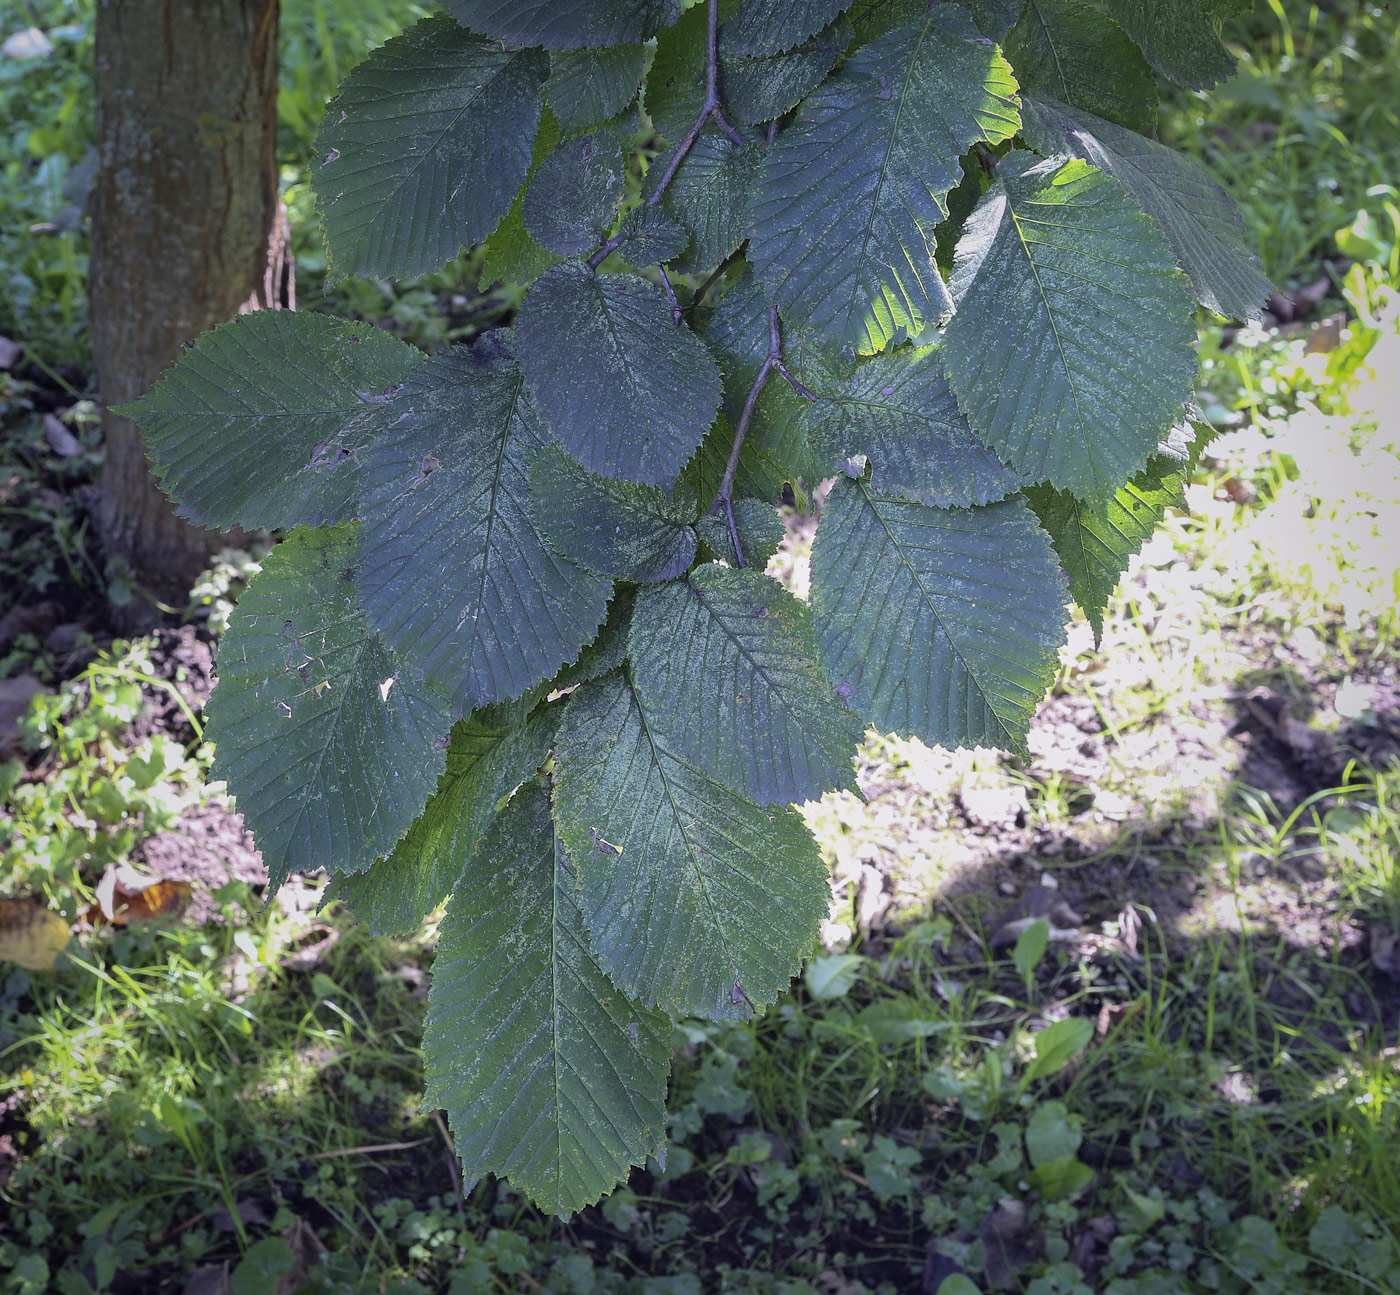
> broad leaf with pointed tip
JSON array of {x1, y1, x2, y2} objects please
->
[
  {"x1": 314, "y1": 15, "x2": 545, "y2": 279},
  {"x1": 552, "y1": 672, "x2": 829, "y2": 1019},
  {"x1": 1020, "y1": 95, "x2": 1270, "y2": 320},
  {"x1": 326, "y1": 705, "x2": 556, "y2": 935},
  {"x1": 476, "y1": 107, "x2": 565, "y2": 291},
  {"x1": 442, "y1": 0, "x2": 676, "y2": 49},
  {"x1": 207, "y1": 524, "x2": 451, "y2": 891},
  {"x1": 810, "y1": 477, "x2": 1067, "y2": 754},
  {"x1": 120, "y1": 313, "x2": 422, "y2": 531},
  {"x1": 805, "y1": 345, "x2": 1022, "y2": 508},
  {"x1": 545, "y1": 45, "x2": 647, "y2": 133},
  {"x1": 424, "y1": 779, "x2": 671, "y2": 1217},
  {"x1": 942, "y1": 153, "x2": 1197, "y2": 502},
  {"x1": 516, "y1": 261, "x2": 723, "y2": 487},
  {"x1": 750, "y1": 6, "x2": 1020, "y2": 354},
  {"x1": 1027, "y1": 421, "x2": 1207, "y2": 642},
  {"x1": 1005, "y1": 0, "x2": 1159, "y2": 134},
  {"x1": 357, "y1": 338, "x2": 612, "y2": 713},
  {"x1": 530, "y1": 444, "x2": 698, "y2": 582},
  {"x1": 1104, "y1": 0, "x2": 1237, "y2": 90},
  {"x1": 629, "y1": 565, "x2": 862, "y2": 803}
]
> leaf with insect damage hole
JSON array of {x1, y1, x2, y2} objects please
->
[
  {"x1": 326, "y1": 702, "x2": 556, "y2": 935},
  {"x1": 552, "y1": 671, "x2": 828, "y2": 1019},
  {"x1": 629, "y1": 564, "x2": 862, "y2": 803},
  {"x1": 423, "y1": 778, "x2": 671, "y2": 1217},
  {"x1": 1005, "y1": 0, "x2": 1159, "y2": 134},
  {"x1": 357, "y1": 336, "x2": 612, "y2": 714},
  {"x1": 118, "y1": 312, "x2": 423, "y2": 531},
  {"x1": 442, "y1": 0, "x2": 680, "y2": 49},
  {"x1": 750, "y1": 6, "x2": 1020, "y2": 355},
  {"x1": 1103, "y1": 0, "x2": 1237, "y2": 90},
  {"x1": 314, "y1": 15, "x2": 545, "y2": 279},
  {"x1": 805, "y1": 344, "x2": 1023, "y2": 508},
  {"x1": 206, "y1": 524, "x2": 450, "y2": 892},
  {"x1": 530, "y1": 443, "x2": 698, "y2": 582},
  {"x1": 942, "y1": 153, "x2": 1197, "y2": 503},
  {"x1": 1026, "y1": 419, "x2": 1209, "y2": 643},
  {"x1": 523, "y1": 130, "x2": 627, "y2": 257},
  {"x1": 810, "y1": 477, "x2": 1067, "y2": 755},
  {"x1": 545, "y1": 44, "x2": 648, "y2": 133},
  {"x1": 1019, "y1": 95, "x2": 1270, "y2": 320},
  {"x1": 516, "y1": 261, "x2": 723, "y2": 488}
]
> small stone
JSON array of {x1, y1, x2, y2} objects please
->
[{"x1": 43, "y1": 413, "x2": 81, "y2": 457}]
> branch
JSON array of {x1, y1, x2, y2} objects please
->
[
  {"x1": 707, "y1": 306, "x2": 815, "y2": 568},
  {"x1": 586, "y1": 0, "x2": 744, "y2": 315}
]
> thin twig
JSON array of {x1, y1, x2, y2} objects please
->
[
  {"x1": 658, "y1": 264, "x2": 682, "y2": 324},
  {"x1": 687, "y1": 245, "x2": 747, "y2": 318},
  {"x1": 586, "y1": 0, "x2": 742, "y2": 318},
  {"x1": 306, "y1": 1138, "x2": 431, "y2": 1160},
  {"x1": 708, "y1": 307, "x2": 782, "y2": 568}
]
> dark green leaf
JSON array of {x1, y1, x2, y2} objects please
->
[
  {"x1": 696, "y1": 498, "x2": 786, "y2": 568},
  {"x1": 326, "y1": 705, "x2": 556, "y2": 936},
  {"x1": 805, "y1": 345, "x2": 1023, "y2": 508},
  {"x1": 207, "y1": 524, "x2": 451, "y2": 890},
  {"x1": 523, "y1": 131, "x2": 627, "y2": 257},
  {"x1": 530, "y1": 443, "x2": 698, "y2": 582},
  {"x1": 629, "y1": 564, "x2": 862, "y2": 803},
  {"x1": 546, "y1": 44, "x2": 648, "y2": 133},
  {"x1": 552, "y1": 672, "x2": 829, "y2": 1018},
  {"x1": 516, "y1": 261, "x2": 723, "y2": 487},
  {"x1": 810, "y1": 477, "x2": 1067, "y2": 754},
  {"x1": 1005, "y1": 0, "x2": 1159, "y2": 134},
  {"x1": 723, "y1": 0, "x2": 852, "y2": 55},
  {"x1": 357, "y1": 338, "x2": 612, "y2": 713},
  {"x1": 1104, "y1": 0, "x2": 1237, "y2": 89},
  {"x1": 750, "y1": 7, "x2": 1020, "y2": 354},
  {"x1": 442, "y1": 0, "x2": 677, "y2": 49},
  {"x1": 424, "y1": 780, "x2": 671, "y2": 1216},
  {"x1": 121, "y1": 313, "x2": 422, "y2": 531},
  {"x1": 314, "y1": 15, "x2": 546, "y2": 279},
  {"x1": 614, "y1": 205, "x2": 691, "y2": 267},
  {"x1": 959, "y1": 0, "x2": 1023, "y2": 41},
  {"x1": 1020, "y1": 95, "x2": 1271, "y2": 319},
  {"x1": 942, "y1": 153, "x2": 1197, "y2": 502},
  {"x1": 722, "y1": 21, "x2": 853, "y2": 126},
  {"x1": 652, "y1": 126, "x2": 762, "y2": 274}
]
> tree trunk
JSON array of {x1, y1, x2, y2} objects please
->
[{"x1": 89, "y1": 0, "x2": 290, "y2": 629}]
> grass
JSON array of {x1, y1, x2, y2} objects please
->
[{"x1": 3, "y1": 0, "x2": 1400, "y2": 1291}]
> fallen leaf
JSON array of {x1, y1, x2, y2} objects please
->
[
  {"x1": 0, "y1": 897, "x2": 70, "y2": 970},
  {"x1": 89, "y1": 863, "x2": 192, "y2": 926}
]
